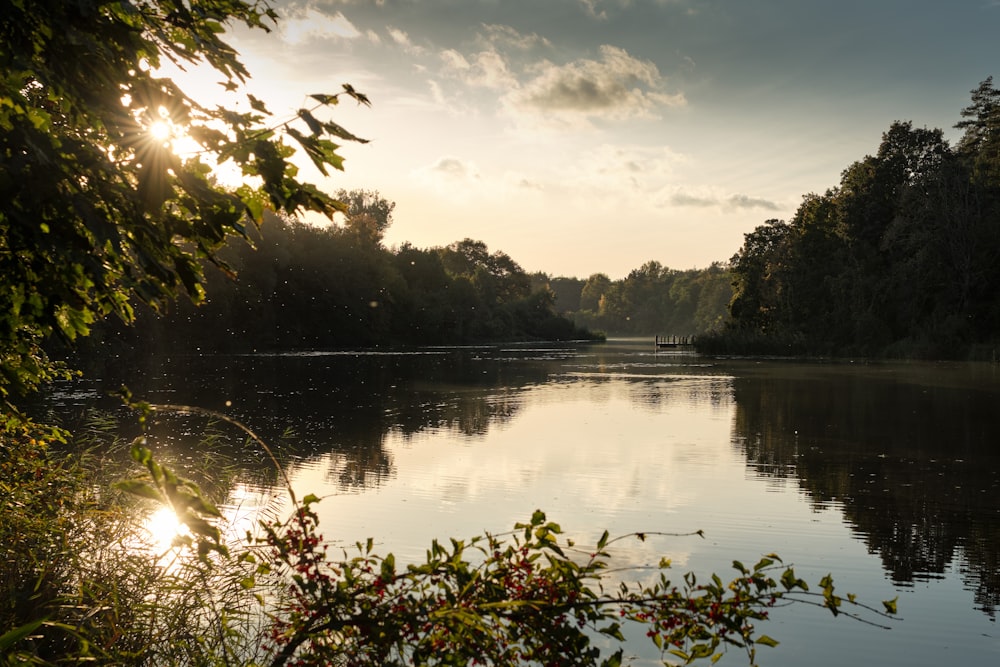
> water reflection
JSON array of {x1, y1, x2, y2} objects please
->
[
  {"x1": 49, "y1": 341, "x2": 1000, "y2": 630},
  {"x1": 142, "y1": 506, "x2": 188, "y2": 554},
  {"x1": 729, "y1": 361, "x2": 1000, "y2": 617}
]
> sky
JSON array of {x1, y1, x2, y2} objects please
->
[{"x1": 183, "y1": 0, "x2": 1000, "y2": 279}]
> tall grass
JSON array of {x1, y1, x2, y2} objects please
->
[{"x1": 1, "y1": 411, "x2": 281, "y2": 665}]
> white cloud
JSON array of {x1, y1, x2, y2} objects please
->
[
  {"x1": 662, "y1": 187, "x2": 781, "y2": 212},
  {"x1": 427, "y1": 79, "x2": 447, "y2": 106},
  {"x1": 577, "y1": 144, "x2": 685, "y2": 194},
  {"x1": 479, "y1": 24, "x2": 552, "y2": 52},
  {"x1": 387, "y1": 27, "x2": 427, "y2": 56},
  {"x1": 279, "y1": 9, "x2": 361, "y2": 44},
  {"x1": 725, "y1": 194, "x2": 781, "y2": 211},
  {"x1": 506, "y1": 45, "x2": 685, "y2": 125},
  {"x1": 403, "y1": 23, "x2": 685, "y2": 128},
  {"x1": 667, "y1": 190, "x2": 717, "y2": 208},
  {"x1": 471, "y1": 144, "x2": 686, "y2": 213},
  {"x1": 578, "y1": 0, "x2": 609, "y2": 20},
  {"x1": 577, "y1": 0, "x2": 692, "y2": 20},
  {"x1": 512, "y1": 175, "x2": 545, "y2": 191},
  {"x1": 413, "y1": 156, "x2": 481, "y2": 188},
  {"x1": 440, "y1": 48, "x2": 517, "y2": 90}
]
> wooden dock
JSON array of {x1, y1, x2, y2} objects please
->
[{"x1": 655, "y1": 335, "x2": 695, "y2": 349}]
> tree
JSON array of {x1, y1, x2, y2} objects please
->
[
  {"x1": 335, "y1": 188, "x2": 395, "y2": 247},
  {"x1": 690, "y1": 264, "x2": 733, "y2": 332},
  {"x1": 728, "y1": 220, "x2": 791, "y2": 333},
  {"x1": 439, "y1": 239, "x2": 532, "y2": 306},
  {"x1": 956, "y1": 76, "x2": 1000, "y2": 182},
  {"x1": 0, "y1": 0, "x2": 369, "y2": 421},
  {"x1": 579, "y1": 273, "x2": 612, "y2": 313}
]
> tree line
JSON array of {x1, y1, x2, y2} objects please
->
[
  {"x1": 536, "y1": 262, "x2": 732, "y2": 337},
  {"x1": 79, "y1": 189, "x2": 735, "y2": 360},
  {"x1": 703, "y1": 78, "x2": 1000, "y2": 359},
  {"x1": 80, "y1": 189, "x2": 599, "y2": 357}
]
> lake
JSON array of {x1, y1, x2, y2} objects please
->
[{"x1": 54, "y1": 338, "x2": 1000, "y2": 665}]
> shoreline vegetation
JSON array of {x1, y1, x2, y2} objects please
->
[{"x1": 697, "y1": 80, "x2": 1000, "y2": 363}]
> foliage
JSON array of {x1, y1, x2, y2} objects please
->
[
  {"x1": 0, "y1": 0, "x2": 369, "y2": 420},
  {"x1": 564, "y1": 264, "x2": 732, "y2": 337},
  {"x1": 333, "y1": 187, "x2": 396, "y2": 247},
  {"x1": 0, "y1": 416, "x2": 269, "y2": 665},
  {"x1": 720, "y1": 80, "x2": 1000, "y2": 358},
  {"x1": 257, "y1": 502, "x2": 892, "y2": 667},
  {"x1": 76, "y1": 216, "x2": 596, "y2": 353}
]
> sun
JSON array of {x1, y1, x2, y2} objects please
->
[
  {"x1": 140, "y1": 113, "x2": 203, "y2": 161},
  {"x1": 148, "y1": 119, "x2": 173, "y2": 142},
  {"x1": 142, "y1": 506, "x2": 189, "y2": 554}
]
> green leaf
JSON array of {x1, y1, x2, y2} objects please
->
[
  {"x1": 115, "y1": 478, "x2": 165, "y2": 503},
  {"x1": 310, "y1": 93, "x2": 340, "y2": 105},
  {"x1": 753, "y1": 556, "x2": 774, "y2": 571},
  {"x1": 248, "y1": 94, "x2": 269, "y2": 113},
  {"x1": 882, "y1": 597, "x2": 898, "y2": 614},
  {"x1": 0, "y1": 618, "x2": 46, "y2": 652},
  {"x1": 600, "y1": 649, "x2": 623, "y2": 667},
  {"x1": 690, "y1": 643, "x2": 715, "y2": 659},
  {"x1": 322, "y1": 119, "x2": 369, "y2": 144},
  {"x1": 341, "y1": 83, "x2": 371, "y2": 106},
  {"x1": 381, "y1": 556, "x2": 395, "y2": 581},
  {"x1": 598, "y1": 622, "x2": 625, "y2": 642},
  {"x1": 756, "y1": 635, "x2": 780, "y2": 647},
  {"x1": 667, "y1": 649, "x2": 690, "y2": 662},
  {"x1": 298, "y1": 108, "x2": 324, "y2": 136},
  {"x1": 597, "y1": 529, "x2": 609, "y2": 550}
]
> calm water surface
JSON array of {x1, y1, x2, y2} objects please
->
[{"x1": 57, "y1": 339, "x2": 1000, "y2": 666}]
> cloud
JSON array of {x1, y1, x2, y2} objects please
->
[
  {"x1": 414, "y1": 156, "x2": 481, "y2": 185},
  {"x1": 279, "y1": 9, "x2": 361, "y2": 44},
  {"x1": 496, "y1": 144, "x2": 684, "y2": 206},
  {"x1": 577, "y1": 0, "x2": 692, "y2": 20},
  {"x1": 410, "y1": 24, "x2": 684, "y2": 129},
  {"x1": 507, "y1": 45, "x2": 685, "y2": 123},
  {"x1": 479, "y1": 24, "x2": 552, "y2": 51},
  {"x1": 583, "y1": 144, "x2": 685, "y2": 192},
  {"x1": 725, "y1": 194, "x2": 781, "y2": 211},
  {"x1": 578, "y1": 0, "x2": 609, "y2": 20},
  {"x1": 440, "y1": 48, "x2": 517, "y2": 89},
  {"x1": 507, "y1": 173, "x2": 545, "y2": 191},
  {"x1": 665, "y1": 189, "x2": 781, "y2": 211},
  {"x1": 387, "y1": 27, "x2": 427, "y2": 56},
  {"x1": 668, "y1": 192, "x2": 717, "y2": 208}
]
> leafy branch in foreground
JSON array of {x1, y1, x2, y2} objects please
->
[
  {"x1": 256, "y1": 503, "x2": 895, "y2": 667},
  {"x1": 1, "y1": 0, "x2": 370, "y2": 424}
]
